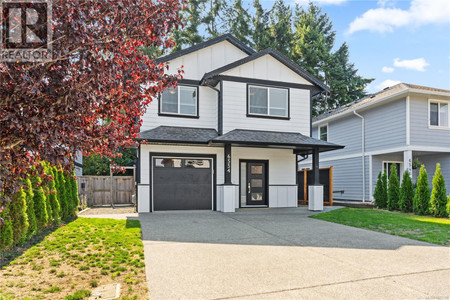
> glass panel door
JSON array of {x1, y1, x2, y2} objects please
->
[{"x1": 246, "y1": 162, "x2": 267, "y2": 206}]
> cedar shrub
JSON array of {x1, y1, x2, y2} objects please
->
[
  {"x1": 9, "y1": 188, "x2": 29, "y2": 245},
  {"x1": 413, "y1": 165, "x2": 430, "y2": 215},
  {"x1": 46, "y1": 167, "x2": 61, "y2": 221},
  {"x1": 399, "y1": 170, "x2": 414, "y2": 213},
  {"x1": 56, "y1": 169, "x2": 68, "y2": 220},
  {"x1": 31, "y1": 176, "x2": 49, "y2": 229},
  {"x1": 430, "y1": 163, "x2": 448, "y2": 217},
  {"x1": 373, "y1": 171, "x2": 387, "y2": 208},
  {"x1": 24, "y1": 178, "x2": 37, "y2": 238},
  {"x1": 387, "y1": 164, "x2": 400, "y2": 211}
]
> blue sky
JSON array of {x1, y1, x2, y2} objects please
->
[{"x1": 245, "y1": 0, "x2": 450, "y2": 93}]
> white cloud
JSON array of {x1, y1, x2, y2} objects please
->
[
  {"x1": 296, "y1": 0, "x2": 347, "y2": 6},
  {"x1": 376, "y1": 79, "x2": 402, "y2": 90},
  {"x1": 348, "y1": 0, "x2": 450, "y2": 34},
  {"x1": 393, "y1": 57, "x2": 429, "y2": 72},
  {"x1": 382, "y1": 66, "x2": 395, "y2": 73}
]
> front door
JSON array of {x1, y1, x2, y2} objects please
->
[{"x1": 246, "y1": 161, "x2": 268, "y2": 206}]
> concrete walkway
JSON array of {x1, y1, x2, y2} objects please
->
[{"x1": 135, "y1": 208, "x2": 449, "y2": 299}]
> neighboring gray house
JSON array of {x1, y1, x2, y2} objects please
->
[{"x1": 300, "y1": 83, "x2": 450, "y2": 202}]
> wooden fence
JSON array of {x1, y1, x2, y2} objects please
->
[
  {"x1": 297, "y1": 167, "x2": 333, "y2": 206},
  {"x1": 77, "y1": 176, "x2": 135, "y2": 206}
]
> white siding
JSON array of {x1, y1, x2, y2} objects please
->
[
  {"x1": 222, "y1": 81, "x2": 310, "y2": 134},
  {"x1": 140, "y1": 86, "x2": 218, "y2": 131},
  {"x1": 165, "y1": 41, "x2": 249, "y2": 80},
  {"x1": 222, "y1": 55, "x2": 313, "y2": 86}
]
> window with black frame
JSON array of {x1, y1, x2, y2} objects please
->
[
  {"x1": 160, "y1": 85, "x2": 198, "y2": 117},
  {"x1": 248, "y1": 85, "x2": 288, "y2": 118}
]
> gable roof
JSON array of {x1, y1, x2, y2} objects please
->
[
  {"x1": 313, "y1": 82, "x2": 450, "y2": 124},
  {"x1": 200, "y1": 48, "x2": 329, "y2": 93},
  {"x1": 154, "y1": 34, "x2": 255, "y2": 64}
]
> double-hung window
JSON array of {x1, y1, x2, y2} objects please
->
[
  {"x1": 429, "y1": 101, "x2": 449, "y2": 128},
  {"x1": 160, "y1": 85, "x2": 198, "y2": 117},
  {"x1": 319, "y1": 125, "x2": 328, "y2": 141},
  {"x1": 248, "y1": 85, "x2": 289, "y2": 118}
]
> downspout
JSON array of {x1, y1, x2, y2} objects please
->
[
  {"x1": 353, "y1": 111, "x2": 366, "y2": 203},
  {"x1": 206, "y1": 83, "x2": 222, "y2": 135}
]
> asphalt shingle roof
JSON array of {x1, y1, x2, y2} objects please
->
[{"x1": 137, "y1": 126, "x2": 218, "y2": 144}]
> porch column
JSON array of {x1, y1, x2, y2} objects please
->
[
  {"x1": 308, "y1": 147, "x2": 323, "y2": 211},
  {"x1": 224, "y1": 143, "x2": 232, "y2": 184},
  {"x1": 404, "y1": 150, "x2": 412, "y2": 175}
]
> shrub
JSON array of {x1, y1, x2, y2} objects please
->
[
  {"x1": 399, "y1": 170, "x2": 414, "y2": 212},
  {"x1": 387, "y1": 164, "x2": 400, "y2": 211},
  {"x1": 46, "y1": 167, "x2": 61, "y2": 221},
  {"x1": 70, "y1": 170, "x2": 80, "y2": 214},
  {"x1": 447, "y1": 194, "x2": 450, "y2": 217},
  {"x1": 31, "y1": 175, "x2": 49, "y2": 229},
  {"x1": 42, "y1": 184, "x2": 53, "y2": 223},
  {"x1": 64, "y1": 171, "x2": 75, "y2": 218},
  {"x1": 9, "y1": 188, "x2": 29, "y2": 245},
  {"x1": 430, "y1": 163, "x2": 448, "y2": 217},
  {"x1": 24, "y1": 178, "x2": 37, "y2": 238},
  {"x1": 56, "y1": 168, "x2": 68, "y2": 220},
  {"x1": 374, "y1": 171, "x2": 388, "y2": 208},
  {"x1": 413, "y1": 165, "x2": 430, "y2": 215},
  {"x1": 0, "y1": 204, "x2": 13, "y2": 251}
]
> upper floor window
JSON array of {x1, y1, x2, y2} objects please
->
[
  {"x1": 429, "y1": 101, "x2": 449, "y2": 128},
  {"x1": 248, "y1": 85, "x2": 289, "y2": 119},
  {"x1": 319, "y1": 125, "x2": 328, "y2": 141},
  {"x1": 160, "y1": 85, "x2": 198, "y2": 117}
]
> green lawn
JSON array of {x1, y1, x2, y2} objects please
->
[
  {"x1": 311, "y1": 208, "x2": 450, "y2": 246},
  {"x1": 0, "y1": 218, "x2": 147, "y2": 300}
]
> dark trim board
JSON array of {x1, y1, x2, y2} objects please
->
[
  {"x1": 212, "y1": 75, "x2": 316, "y2": 91},
  {"x1": 74, "y1": 161, "x2": 83, "y2": 168},
  {"x1": 149, "y1": 152, "x2": 217, "y2": 212},
  {"x1": 246, "y1": 83, "x2": 290, "y2": 120},
  {"x1": 239, "y1": 159, "x2": 269, "y2": 208}
]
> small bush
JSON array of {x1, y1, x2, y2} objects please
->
[
  {"x1": 70, "y1": 170, "x2": 80, "y2": 214},
  {"x1": 31, "y1": 176, "x2": 49, "y2": 229},
  {"x1": 446, "y1": 194, "x2": 450, "y2": 217},
  {"x1": 413, "y1": 165, "x2": 430, "y2": 215},
  {"x1": 387, "y1": 164, "x2": 400, "y2": 211},
  {"x1": 374, "y1": 171, "x2": 388, "y2": 208},
  {"x1": 430, "y1": 163, "x2": 448, "y2": 217},
  {"x1": 0, "y1": 204, "x2": 14, "y2": 251},
  {"x1": 9, "y1": 188, "x2": 29, "y2": 245},
  {"x1": 399, "y1": 170, "x2": 414, "y2": 212},
  {"x1": 24, "y1": 178, "x2": 37, "y2": 238},
  {"x1": 56, "y1": 168, "x2": 69, "y2": 220},
  {"x1": 89, "y1": 281, "x2": 98, "y2": 288},
  {"x1": 46, "y1": 165, "x2": 60, "y2": 221}
]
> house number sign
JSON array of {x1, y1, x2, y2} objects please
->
[{"x1": 226, "y1": 154, "x2": 231, "y2": 174}]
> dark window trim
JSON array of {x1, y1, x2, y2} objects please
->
[
  {"x1": 246, "y1": 83, "x2": 290, "y2": 120},
  {"x1": 158, "y1": 84, "x2": 200, "y2": 118},
  {"x1": 239, "y1": 159, "x2": 269, "y2": 208},
  {"x1": 149, "y1": 152, "x2": 217, "y2": 212}
]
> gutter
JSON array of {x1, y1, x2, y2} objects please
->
[{"x1": 353, "y1": 111, "x2": 366, "y2": 203}]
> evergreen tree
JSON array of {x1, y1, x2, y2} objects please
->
[
  {"x1": 56, "y1": 169, "x2": 68, "y2": 220},
  {"x1": 373, "y1": 171, "x2": 387, "y2": 208},
  {"x1": 251, "y1": 0, "x2": 271, "y2": 51},
  {"x1": 47, "y1": 167, "x2": 61, "y2": 221},
  {"x1": 70, "y1": 171, "x2": 80, "y2": 216},
  {"x1": 0, "y1": 205, "x2": 13, "y2": 251},
  {"x1": 171, "y1": 0, "x2": 206, "y2": 52},
  {"x1": 430, "y1": 163, "x2": 448, "y2": 217},
  {"x1": 399, "y1": 170, "x2": 414, "y2": 212},
  {"x1": 24, "y1": 178, "x2": 37, "y2": 238},
  {"x1": 387, "y1": 164, "x2": 400, "y2": 211},
  {"x1": 9, "y1": 188, "x2": 29, "y2": 245},
  {"x1": 224, "y1": 0, "x2": 252, "y2": 46},
  {"x1": 413, "y1": 165, "x2": 430, "y2": 215},
  {"x1": 64, "y1": 172, "x2": 76, "y2": 218},
  {"x1": 30, "y1": 175, "x2": 48, "y2": 229},
  {"x1": 202, "y1": 0, "x2": 226, "y2": 38},
  {"x1": 446, "y1": 194, "x2": 450, "y2": 217},
  {"x1": 267, "y1": 0, "x2": 293, "y2": 57}
]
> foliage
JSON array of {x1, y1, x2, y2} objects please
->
[
  {"x1": 8, "y1": 188, "x2": 29, "y2": 245},
  {"x1": 413, "y1": 165, "x2": 430, "y2": 215},
  {"x1": 373, "y1": 171, "x2": 387, "y2": 208},
  {"x1": 224, "y1": 0, "x2": 252, "y2": 46},
  {"x1": 251, "y1": 0, "x2": 271, "y2": 51},
  {"x1": 447, "y1": 194, "x2": 450, "y2": 217},
  {"x1": 430, "y1": 163, "x2": 448, "y2": 217},
  {"x1": 56, "y1": 169, "x2": 69, "y2": 220},
  {"x1": 0, "y1": 0, "x2": 182, "y2": 221},
  {"x1": 399, "y1": 170, "x2": 414, "y2": 212},
  {"x1": 267, "y1": 0, "x2": 293, "y2": 57},
  {"x1": 387, "y1": 164, "x2": 400, "y2": 211},
  {"x1": 83, "y1": 148, "x2": 137, "y2": 176},
  {"x1": 24, "y1": 179, "x2": 37, "y2": 238},
  {"x1": 171, "y1": 0, "x2": 206, "y2": 52},
  {"x1": 0, "y1": 204, "x2": 13, "y2": 251},
  {"x1": 311, "y1": 208, "x2": 450, "y2": 246},
  {"x1": 70, "y1": 170, "x2": 80, "y2": 215},
  {"x1": 412, "y1": 157, "x2": 423, "y2": 169},
  {"x1": 30, "y1": 176, "x2": 49, "y2": 229},
  {"x1": 46, "y1": 167, "x2": 61, "y2": 221}
]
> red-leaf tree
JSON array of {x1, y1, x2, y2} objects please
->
[{"x1": 0, "y1": 0, "x2": 184, "y2": 218}]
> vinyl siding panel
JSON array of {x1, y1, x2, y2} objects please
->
[
  {"x1": 222, "y1": 55, "x2": 313, "y2": 86},
  {"x1": 164, "y1": 41, "x2": 249, "y2": 80},
  {"x1": 140, "y1": 86, "x2": 218, "y2": 131},
  {"x1": 222, "y1": 81, "x2": 310, "y2": 134},
  {"x1": 409, "y1": 96, "x2": 450, "y2": 148},
  {"x1": 415, "y1": 153, "x2": 450, "y2": 193}
]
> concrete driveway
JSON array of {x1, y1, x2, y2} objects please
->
[{"x1": 135, "y1": 207, "x2": 450, "y2": 299}]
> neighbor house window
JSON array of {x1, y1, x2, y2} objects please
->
[
  {"x1": 319, "y1": 125, "x2": 328, "y2": 141},
  {"x1": 160, "y1": 85, "x2": 198, "y2": 117},
  {"x1": 429, "y1": 101, "x2": 449, "y2": 127},
  {"x1": 248, "y1": 85, "x2": 288, "y2": 118}
]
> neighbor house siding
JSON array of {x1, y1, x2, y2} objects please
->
[
  {"x1": 415, "y1": 153, "x2": 450, "y2": 193},
  {"x1": 409, "y1": 96, "x2": 450, "y2": 148},
  {"x1": 221, "y1": 81, "x2": 310, "y2": 134},
  {"x1": 140, "y1": 86, "x2": 218, "y2": 132}
]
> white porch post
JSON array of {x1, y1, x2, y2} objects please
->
[
  {"x1": 308, "y1": 147, "x2": 323, "y2": 211},
  {"x1": 404, "y1": 150, "x2": 412, "y2": 176}
]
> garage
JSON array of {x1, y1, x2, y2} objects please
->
[{"x1": 152, "y1": 156, "x2": 214, "y2": 211}]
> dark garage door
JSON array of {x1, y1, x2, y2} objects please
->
[{"x1": 153, "y1": 157, "x2": 213, "y2": 210}]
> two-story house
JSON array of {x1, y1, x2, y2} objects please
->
[
  {"x1": 300, "y1": 83, "x2": 450, "y2": 202},
  {"x1": 134, "y1": 34, "x2": 343, "y2": 213}
]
